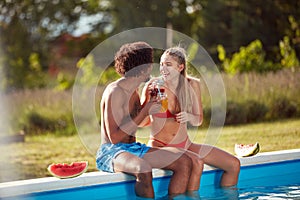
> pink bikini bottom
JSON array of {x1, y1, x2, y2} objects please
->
[{"x1": 149, "y1": 136, "x2": 188, "y2": 149}]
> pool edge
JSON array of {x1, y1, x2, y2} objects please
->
[{"x1": 0, "y1": 148, "x2": 300, "y2": 198}]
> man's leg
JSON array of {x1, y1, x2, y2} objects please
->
[
  {"x1": 184, "y1": 151, "x2": 204, "y2": 191},
  {"x1": 113, "y1": 152, "x2": 155, "y2": 198},
  {"x1": 143, "y1": 147, "x2": 192, "y2": 195}
]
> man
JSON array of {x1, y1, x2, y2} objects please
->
[{"x1": 96, "y1": 42, "x2": 201, "y2": 198}]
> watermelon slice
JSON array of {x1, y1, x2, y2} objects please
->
[
  {"x1": 234, "y1": 142, "x2": 260, "y2": 157},
  {"x1": 47, "y1": 161, "x2": 88, "y2": 179}
]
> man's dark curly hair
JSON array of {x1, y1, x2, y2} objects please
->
[{"x1": 114, "y1": 41, "x2": 153, "y2": 77}]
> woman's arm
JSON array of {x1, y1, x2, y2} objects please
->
[
  {"x1": 175, "y1": 77, "x2": 203, "y2": 126},
  {"x1": 189, "y1": 77, "x2": 204, "y2": 126}
]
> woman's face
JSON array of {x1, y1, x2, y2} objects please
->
[{"x1": 160, "y1": 54, "x2": 184, "y2": 82}]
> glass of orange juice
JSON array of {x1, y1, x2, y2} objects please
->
[{"x1": 158, "y1": 88, "x2": 168, "y2": 112}]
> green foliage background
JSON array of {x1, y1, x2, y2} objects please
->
[
  {"x1": 0, "y1": 0, "x2": 300, "y2": 90},
  {"x1": 0, "y1": 0, "x2": 299, "y2": 135}
]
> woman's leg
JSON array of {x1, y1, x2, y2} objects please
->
[{"x1": 188, "y1": 143, "x2": 240, "y2": 187}]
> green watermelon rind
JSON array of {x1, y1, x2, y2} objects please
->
[
  {"x1": 47, "y1": 161, "x2": 88, "y2": 179},
  {"x1": 251, "y1": 143, "x2": 260, "y2": 156},
  {"x1": 234, "y1": 142, "x2": 260, "y2": 157}
]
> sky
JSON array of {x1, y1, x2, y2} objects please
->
[{"x1": 72, "y1": 13, "x2": 112, "y2": 36}]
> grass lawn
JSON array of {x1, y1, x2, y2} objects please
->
[{"x1": 0, "y1": 118, "x2": 299, "y2": 183}]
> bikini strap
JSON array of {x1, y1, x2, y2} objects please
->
[{"x1": 153, "y1": 109, "x2": 176, "y2": 118}]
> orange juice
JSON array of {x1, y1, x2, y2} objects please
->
[{"x1": 160, "y1": 96, "x2": 168, "y2": 112}]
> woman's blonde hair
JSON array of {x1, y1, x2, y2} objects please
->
[{"x1": 162, "y1": 47, "x2": 193, "y2": 113}]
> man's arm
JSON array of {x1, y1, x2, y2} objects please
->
[{"x1": 139, "y1": 81, "x2": 152, "y2": 127}]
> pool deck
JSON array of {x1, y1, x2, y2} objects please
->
[{"x1": 0, "y1": 148, "x2": 299, "y2": 198}]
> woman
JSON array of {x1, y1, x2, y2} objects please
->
[{"x1": 141, "y1": 46, "x2": 240, "y2": 187}]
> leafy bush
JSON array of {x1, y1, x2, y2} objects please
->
[
  {"x1": 218, "y1": 40, "x2": 279, "y2": 74},
  {"x1": 54, "y1": 54, "x2": 119, "y2": 90},
  {"x1": 201, "y1": 106, "x2": 227, "y2": 127},
  {"x1": 279, "y1": 36, "x2": 300, "y2": 69},
  {"x1": 244, "y1": 100, "x2": 268, "y2": 123},
  {"x1": 22, "y1": 110, "x2": 76, "y2": 135},
  {"x1": 54, "y1": 72, "x2": 74, "y2": 91},
  {"x1": 3, "y1": 89, "x2": 75, "y2": 136},
  {"x1": 203, "y1": 98, "x2": 298, "y2": 127},
  {"x1": 225, "y1": 101, "x2": 247, "y2": 125},
  {"x1": 266, "y1": 97, "x2": 298, "y2": 120},
  {"x1": 203, "y1": 102, "x2": 248, "y2": 127},
  {"x1": 3, "y1": 69, "x2": 299, "y2": 135}
]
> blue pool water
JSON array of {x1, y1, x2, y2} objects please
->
[
  {"x1": 199, "y1": 173, "x2": 300, "y2": 200},
  {"x1": 2, "y1": 159, "x2": 300, "y2": 200}
]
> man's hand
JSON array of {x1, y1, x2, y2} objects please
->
[{"x1": 144, "y1": 98, "x2": 162, "y2": 115}]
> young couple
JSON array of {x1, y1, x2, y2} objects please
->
[{"x1": 96, "y1": 41, "x2": 240, "y2": 199}]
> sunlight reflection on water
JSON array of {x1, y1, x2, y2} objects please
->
[{"x1": 238, "y1": 184, "x2": 300, "y2": 200}]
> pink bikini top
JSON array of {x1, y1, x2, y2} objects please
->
[{"x1": 153, "y1": 109, "x2": 176, "y2": 118}]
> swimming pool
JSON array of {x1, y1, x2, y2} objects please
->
[{"x1": 0, "y1": 149, "x2": 299, "y2": 199}]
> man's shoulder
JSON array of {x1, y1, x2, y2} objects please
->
[
  {"x1": 101, "y1": 82, "x2": 126, "y2": 106},
  {"x1": 103, "y1": 81, "x2": 125, "y2": 95}
]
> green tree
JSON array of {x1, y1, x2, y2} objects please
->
[
  {"x1": 106, "y1": 0, "x2": 201, "y2": 41},
  {"x1": 0, "y1": 0, "x2": 109, "y2": 90},
  {"x1": 108, "y1": 0, "x2": 170, "y2": 32},
  {"x1": 199, "y1": 0, "x2": 300, "y2": 61},
  {"x1": 218, "y1": 40, "x2": 279, "y2": 74},
  {"x1": 1, "y1": 0, "x2": 300, "y2": 90},
  {"x1": 0, "y1": 14, "x2": 32, "y2": 90},
  {"x1": 279, "y1": 36, "x2": 299, "y2": 69}
]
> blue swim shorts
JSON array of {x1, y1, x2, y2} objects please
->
[{"x1": 96, "y1": 142, "x2": 151, "y2": 173}]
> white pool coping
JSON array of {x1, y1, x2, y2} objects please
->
[{"x1": 0, "y1": 149, "x2": 299, "y2": 198}]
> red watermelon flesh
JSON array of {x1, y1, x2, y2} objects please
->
[{"x1": 48, "y1": 161, "x2": 88, "y2": 179}]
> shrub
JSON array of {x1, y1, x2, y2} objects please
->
[
  {"x1": 225, "y1": 101, "x2": 247, "y2": 125},
  {"x1": 201, "y1": 107, "x2": 211, "y2": 128},
  {"x1": 22, "y1": 110, "x2": 76, "y2": 135},
  {"x1": 217, "y1": 40, "x2": 280, "y2": 74},
  {"x1": 201, "y1": 106, "x2": 227, "y2": 127},
  {"x1": 267, "y1": 97, "x2": 298, "y2": 120},
  {"x1": 244, "y1": 100, "x2": 268, "y2": 123},
  {"x1": 203, "y1": 98, "x2": 298, "y2": 127},
  {"x1": 279, "y1": 36, "x2": 299, "y2": 69}
]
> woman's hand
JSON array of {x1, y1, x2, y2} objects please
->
[
  {"x1": 175, "y1": 111, "x2": 202, "y2": 125},
  {"x1": 175, "y1": 111, "x2": 190, "y2": 123}
]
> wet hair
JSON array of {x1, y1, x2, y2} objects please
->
[{"x1": 114, "y1": 42, "x2": 153, "y2": 77}]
